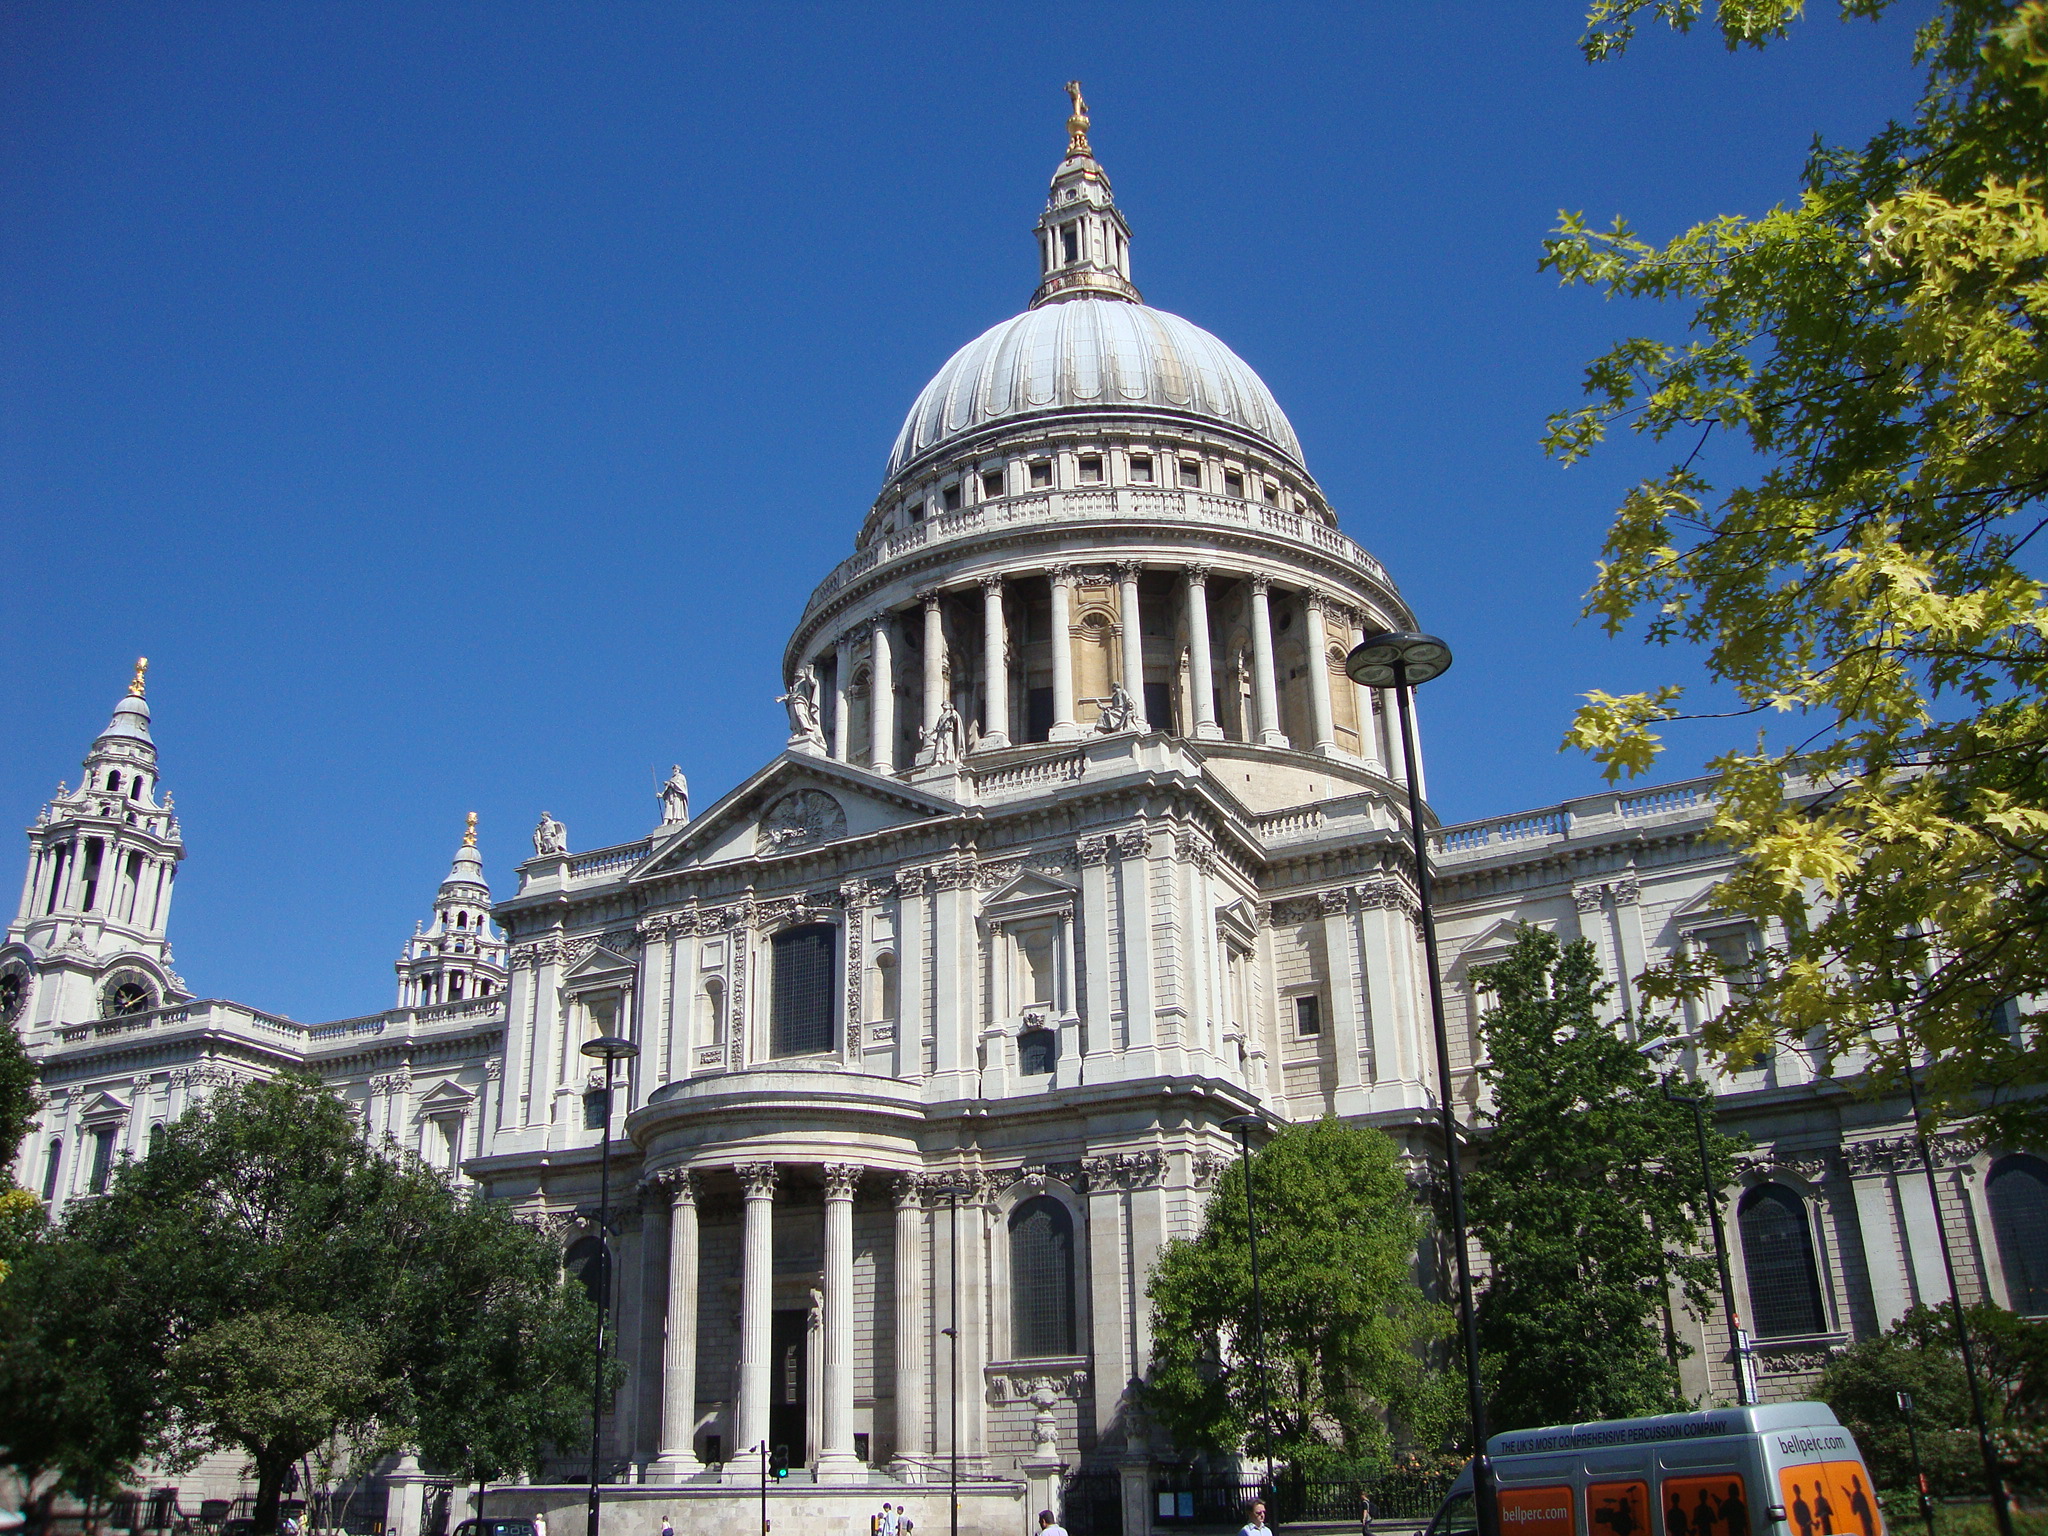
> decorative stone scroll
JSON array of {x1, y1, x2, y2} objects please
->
[
  {"x1": 1082, "y1": 1150, "x2": 1168, "y2": 1190},
  {"x1": 1736, "y1": 1150, "x2": 1834, "y2": 1183},
  {"x1": 1842, "y1": 1131, "x2": 1981, "y2": 1175},
  {"x1": 1756, "y1": 1346, "x2": 1838, "y2": 1376},
  {"x1": 1191, "y1": 1149, "x2": 1231, "y2": 1188},
  {"x1": 986, "y1": 1364, "x2": 1090, "y2": 1404}
]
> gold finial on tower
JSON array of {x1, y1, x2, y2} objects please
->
[
  {"x1": 128, "y1": 657, "x2": 149, "y2": 698},
  {"x1": 1065, "y1": 80, "x2": 1091, "y2": 157},
  {"x1": 463, "y1": 810, "x2": 478, "y2": 847}
]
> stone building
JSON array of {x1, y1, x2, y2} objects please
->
[{"x1": 7, "y1": 93, "x2": 2046, "y2": 1535}]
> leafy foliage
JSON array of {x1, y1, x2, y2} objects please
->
[
  {"x1": 1546, "y1": 0, "x2": 2048, "y2": 1137},
  {"x1": 1819, "y1": 1303, "x2": 2048, "y2": 1495},
  {"x1": 1467, "y1": 928, "x2": 1743, "y2": 1428},
  {"x1": 1145, "y1": 1119, "x2": 1452, "y2": 1473},
  {"x1": 0, "y1": 1075, "x2": 599, "y2": 1531},
  {"x1": 0, "y1": 1019, "x2": 40, "y2": 1177}
]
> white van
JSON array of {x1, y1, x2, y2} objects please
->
[{"x1": 1425, "y1": 1404, "x2": 1883, "y2": 1536}]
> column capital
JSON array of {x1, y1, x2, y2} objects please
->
[
  {"x1": 1301, "y1": 588, "x2": 1329, "y2": 616},
  {"x1": 1114, "y1": 559, "x2": 1144, "y2": 583},
  {"x1": 1048, "y1": 562, "x2": 1077, "y2": 589},
  {"x1": 1182, "y1": 563, "x2": 1211, "y2": 588},
  {"x1": 870, "y1": 611, "x2": 893, "y2": 636},
  {"x1": 893, "y1": 1171, "x2": 925, "y2": 1209},
  {"x1": 917, "y1": 588, "x2": 944, "y2": 610},
  {"x1": 669, "y1": 1168, "x2": 700, "y2": 1208},
  {"x1": 735, "y1": 1161, "x2": 779, "y2": 1198},
  {"x1": 823, "y1": 1163, "x2": 864, "y2": 1200},
  {"x1": 977, "y1": 573, "x2": 1005, "y2": 596},
  {"x1": 1249, "y1": 573, "x2": 1273, "y2": 598}
]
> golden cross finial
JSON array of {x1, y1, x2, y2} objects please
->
[
  {"x1": 463, "y1": 810, "x2": 478, "y2": 847},
  {"x1": 128, "y1": 657, "x2": 149, "y2": 698},
  {"x1": 1065, "y1": 81, "x2": 1091, "y2": 157}
]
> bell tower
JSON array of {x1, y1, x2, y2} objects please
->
[
  {"x1": 2, "y1": 660, "x2": 188, "y2": 1036},
  {"x1": 1031, "y1": 82, "x2": 1141, "y2": 308},
  {"x1": 394, "y1": 813, "x2": 507, "y2": 1009}
]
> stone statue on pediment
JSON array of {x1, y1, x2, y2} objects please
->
[
  {"x1": 533, "y1": 812, "x2": 567, "y2": 857},
  {"x1": 659, "y1": 765, "x2": 690, "y2": 824},
  {"x1": 780, "y1": 666, "x2": 825, "y2": 754}
]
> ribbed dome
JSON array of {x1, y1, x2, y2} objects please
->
[{"x1": 886, "y1": 298, "x2": 1303, "y2": 481}]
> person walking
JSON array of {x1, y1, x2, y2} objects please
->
[
  {"x1": 1038, "y1": 1512, "x2": 1068, "y2": 1536},
  {"x1": 1359, "y1": 1491, "x2": 1374, "y2": 1536},
  {"x1": 661, "y1": 1517, "x2": 674, "y2": 1536},
  {"x1": 1242, "y1": 1502, "x2": 1274, "y2": 1536},
  {"x1": 533, "y1": 1512, "x2": 548, "y2": 1536}
]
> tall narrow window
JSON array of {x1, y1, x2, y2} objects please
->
[
  {"x1": 1990, "y1": 1156, "x2": 2048, "y2": 1314},
  {"x1": 565, "y1": 1236, "x2": 608, "y2": 1312},
  {"x1": 1018, "y1": 926, "x2": 1057, "y2": 1010},
  {"x1": 41, "y1": 1138, "x2": 61, "y2": 1201},
  {"x1": 1061, "y1": 225, "x2": 1078, "y2": 264},
  {"x1": 703, "y1": 977, "x2": 726, "y2": 1043},
  {"x1": 771, "y1": 924, "x2": 836, "y2": 1057},
  {"x1": 1294, "y1": 995, "x2": 1323, "y2": 1038},
  {"x1": 874, "y1": 951, "x2": 899, "y2": 1024},
  {"x1": 80, "y1": 837, "x2": 104, "y2": 912},
  {"x1": 88, "y1": 1125, "x2": 116, "y2": 1195},
  {"x1": 1738, "y1": 1184, "x2": 1828, "y2": 1336},
  {"x1": 1009, "y1": 1196, "x2": 1076, "y2": 1356}
]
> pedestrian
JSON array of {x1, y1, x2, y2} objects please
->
[
  {"x1": 534, "y1": 1512, "x2": 549, "y2": 1536},
  {"x1": 661, "y1": 1517, "x2": 674, "y2": 1536},
  {"x1": 882, "y1": 1503, "x2": 900, "y2": 1536},
  {"x1": 1242, "y1": 1501, "x2": 1273, "y2": 1536},
  {"x1": 1039, "y1": 1511, "x2": 1068, "y2": 1536},
  {"x1": 1359, "y1": 1490, "x2": 1373, "y2": 1536}
]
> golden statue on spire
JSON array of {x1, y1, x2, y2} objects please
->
[
  {"x1": 128, "y1": 657, "x2": 149, "y2": 698},
  {"x1": 1065, "y1": 80, "x2": 1092, "y2": 157},
  {"x1": 463, "y1": 810, "x2": 478, "y2": 848}
]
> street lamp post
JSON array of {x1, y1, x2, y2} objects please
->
[
  {"x1": 1343, "y1": 632, "x2": 1498, "y2": 1536},
  {"x1": 580, "y1": 1033, "x2": 641, "y2": 1536},
  {"x1": 1221, "y1": 1115, "x2": 1274, "y2": 1499}
]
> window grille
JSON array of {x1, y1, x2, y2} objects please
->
[
  {"x1": 1019, "y1": 1028, "x2": 1056, "y2": 1076},
  {"x1": 771, "y1": 924, "x2": 836, "y2": 1057},
  {"x1": 1738, "y1": 1184, "x2": 1827, "y2": 1336},
  {"x1": 1990, "y1": 1156, "x2": 2048, "y2": 1314},
  {"x1": 1010, "y1": 1196, "x2": 1076, "y2": 1357}
]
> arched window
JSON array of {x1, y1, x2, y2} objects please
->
[
  {"x1": 874, "y1": 951, "x2": 898, "y2": 1024},
  {"x1": 770, "y1": 924, "x2": 836, "y2": 1057},
  {"x1": 1009, "y1": 1196, "x2": 1076, "y2": 1357},
  {"x1": 565, "y1": 1235, "x2": 608, "y2": 1312},
  {"x1": 1989, "y1": 1156, "x2": 2048, "y2": 1314},
  {"x1": 105, "y1": 772, "x2": 121, "y2": 792},
  {"x1": 703, "y1": 977, "x2": 726, "y2": 1043},
  {"x1": 1739, "y1": 1184, "x2": 1828, "y2": 1337}
]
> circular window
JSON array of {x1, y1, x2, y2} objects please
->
[
  {"x1": 0, "y1": 964, "x2": 29, "y2": 1026},
  {"x1": 100, "y1": 970, "x2": 158, "y2": 1019}
]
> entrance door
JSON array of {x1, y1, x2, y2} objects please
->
[{"x1": 769, "y1": 1308, "x2": 808, "y2": 1467}]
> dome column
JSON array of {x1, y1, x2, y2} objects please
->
[
  {"x1": 1183, "y1": 566, "x2": 1222, "y2": 740},
  {"x1": 920, "y1": 591, "x2": 947, "y2": 744},
  {"x1": 871, "y1": 615, "x2": 897, "y2": 774},
  {"x1": 1116, "y1": 561, "x2": 1148, "y2": 729},
  {"x1": 1303, "y1": 590, "x2": 1339, "y2": 756},
  {"x1": 1048, "y1": 565, "x2": 1082, "y2": 742},
  {"x1": 1248, "y1": 576, "x2": 1287, "y2": 746},
  {"x1": 729, "y1": 1161, "x2": 778, "y2": 1479},
  {"x1": 978, "y1": 576, "x2": 1010, "y2": 750},
  {"x1": 832, "y1": 631, "x2": 856, "y2": 761},
  {"x1": 1344, "y1": 611, "x2": 1388, "y2": 774}
]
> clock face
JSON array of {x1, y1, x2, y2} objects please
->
[{"x1": 0, "y1": 967, "x2": 25, "y2": 1025}]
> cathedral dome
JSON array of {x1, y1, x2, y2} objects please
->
[{"x1": 884, "y1": 297, "x2": 1303, "y2": 482}]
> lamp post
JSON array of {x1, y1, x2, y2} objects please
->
[
  {"x1": 1636, "y1": 1036, "x2": 1754, "y2": 1406},
  {"x1": 1221, "y1": 1114, "x2": 1275, "y2": 1499},
  {"x1": 1343, "y1": 631, "x2": 1497, "y2": 1536},
  {"x1": 580, "y1": 1033, "x2": 640, "y2": 1536}
]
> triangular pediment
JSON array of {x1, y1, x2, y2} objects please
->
[
  {"x1": 78, "y1": 1088, "x2": 130, "y2": 1120},
  {"x1": 1666, "y1": 882, "x2": 1740, "y2": 925},
  {"x1": 563, "y1": 945, "x2": 636, "y2": 987},
  {"x1": 636, "y1": 752, "x2": 964, "y2": 877},
  {"x1": 418, "y1": 1078, "x2": 477, "y2": 1107},
  {"x1": 1216, "y1": 897, "x2": 1260, "y2": 948},
  {"x1": 1447, "y1": 916, "x2": 1551, "y2": 975},
  {"x1": 982, "y1": 868, "x2": 1079, "y2": 916}
]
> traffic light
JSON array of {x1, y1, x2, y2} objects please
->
[{"x1": 770, "y1": 1446, "x2": 790, "y2": 1480}]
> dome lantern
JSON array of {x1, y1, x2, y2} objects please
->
[{"x1": 1031, "y1": 83, "x2": 1140, "y2": 309}]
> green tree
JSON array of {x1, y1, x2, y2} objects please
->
[
  {"x1": 1545, "y1": 0, "x2": 2048, "y2": 1138},
  {"x1": 0, "y1": 1018, "x2": 37, "y2": 1179},
  {"x1": 1, "y1": 1075, "x2": 598, "y2": 1533},
  {"x1": 1820, "y1": 1303, "x2": 2048, "y2": 1495},
  {"x1": 1145, "y1": 1118, "x2": 1452, "y2": 1474},
  {"x1": 1467, "y1": 928, "x2": 1742, "y2": 1430}
]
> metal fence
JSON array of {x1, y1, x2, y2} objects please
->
[
  {"x1": 1062, "y1": 1471, "x2": 1124, "y2": 1536},
  {"x1": 1147, "y1": 1470, "x2": 1456, "y2": 1530}
]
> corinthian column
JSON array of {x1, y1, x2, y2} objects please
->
[
  {"x1": 978, "y1": 576, "x2": 1010, "y2": 750},
  {"x1": 871, "y1": 615, "x2": 896, "y2": 774},
  {"x1": 890, "y1": 1174, "x2": 929, "y2": 1474},
  {"x1": 832, "y1": 631, "x2": 855, "y2": 762},
  {"x1": 1116, "y1": 561, "x2": 1147, "y2": 728},
  {"x1": 655, "y1": 1171, "x2": 703, "y2": 1475},
  {"x1": 920, "y1": 590, "x2": 946, "y2": 740},
  {"x1": 732, "y1": 1162, "x2": 778, "y2": 1473},
  {"x1": 1248, "y1": 575, "x2": 1287, "y2": 746},
  {"x1": 1303, "y1": 591, "x2": 1337, "y2": 755},
  {"x1": 816, "y1": 1163, "x2": 863, "y2": 1480},
  {"x1": 1183, "y1": 566, "x2": 1221, "y2": 740},
  {"x1": 1049, "y1": 565, "x2": 1080, "y2": 741}
]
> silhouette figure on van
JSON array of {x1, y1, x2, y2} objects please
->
[
  {"x1": 1812, "y1": 1484, "x2": 1835, "y2": 1536},
  {"x1": 1847, "y1": 1477, "x2": 1875, "y2": 1536},
  {"x1": 1593, "y1": 1494, "x2": 1641, "y2": 1536},
  {"x1": 1720, "y1": 1483, "x2": 1749, "y2": 1536},
  {"x1": 1694, "y1": 1490, "x2": 1721, "y2": 1536},
  {"x1": 1791, "y1": 1484, "x2": 1814, "y2": 1536},
  {"x1": 1666, "y1": 1493, "x2": 1690, "y2": 1536}
]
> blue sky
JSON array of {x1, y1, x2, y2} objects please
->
[{"x1": 0, "y1": 2, "x2": 1927, "y2": 1022}]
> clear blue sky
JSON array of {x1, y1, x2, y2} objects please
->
[{"x1": 0, "y1": 3, "x2": 1926, "y2": 1022}]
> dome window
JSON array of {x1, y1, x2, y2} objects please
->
[
  {"x1": 1129, "y1": 455, "x2": 1153, "y2": 484},
  {"x1": 942, "y1": 483, "x2": 963, "y2": 512},
  {"x1": 1060, "y1": 225, "x2": 1079, "y2": 264},
  {"x1": 1224, "y1": 469, "x2": 1246, "y2": 497},
  {"x1": 1029, "y1": 461, "x2": 1052, "y2": 489},
  {"x1": 981, "y1": 469, "x2": 1005, "y2": 500},
  {"x1": 1262, "y1": 481, "x2": 1281, "y2": 505},
  {"x1": 1178, "y1": 460, "x2": 1202, "y2": 489},
  {"x1": 1078, "y1": 454, "x2": 1103, "y2": 484}
]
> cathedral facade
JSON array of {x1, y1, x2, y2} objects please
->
[{"x1": 9, "y1": 98, "x2": 2047, "y2": 1528}]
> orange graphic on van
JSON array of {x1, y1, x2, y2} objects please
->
[
  {"x1": 1498, "y1": 1486, "x2": 1574, "y2": 1536},
  {"x1": 1661, "y1": 1474, "x2": 1750, "y2": 1536},
  {"x1": 1590, "y1": 1481, "x2": 1650, "y2": 1536},
  {"x1": 1778, "y1": 1463, "x2": 1881, "y2": 1536}
]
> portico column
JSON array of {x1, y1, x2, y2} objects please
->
[
  {"x1": 1303, "y1": 591, "x2": 1337, "y2": 755},
  {"x1": 1116, "y1": 561, "x2": 1147, "y2": 727},
  {"x1": 817, "y1": 1163, "x2": 863, "y2": 1479},
  {"x1": 655, "y1": 1171, "x2": 703, "y2": 1474},
  {"x1": 978, "y1": 576, "x2": 1010, "y2": 750},
  {"x1": 1183, "y1": 566, "x2": 1221, "y2": 740},
  {"x1": 833, "y1": 631, "x2": 854, "y2": 762},
  {"x1": 1346, "y1": 613, "x2": 1387, "y2": 773},
  {"x1": 1048, "y1": 565, "x2": 1081, "y2": 741},
  {"x1": 871, "y1": 615, "x2": 896, "y2": 774},
  {"x1": 920, "y1": 590, "x2": 946, "y2": 739},
  {"x1": 733, "y1": 1161, "x2": 778, "y2": 1470},
  {"x1": 891, "y1": 1174, "x2": 929, "y2": 1472},
  {"x1": 1248, "y1": 575, "x2": 1287, "y2": 746}
]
